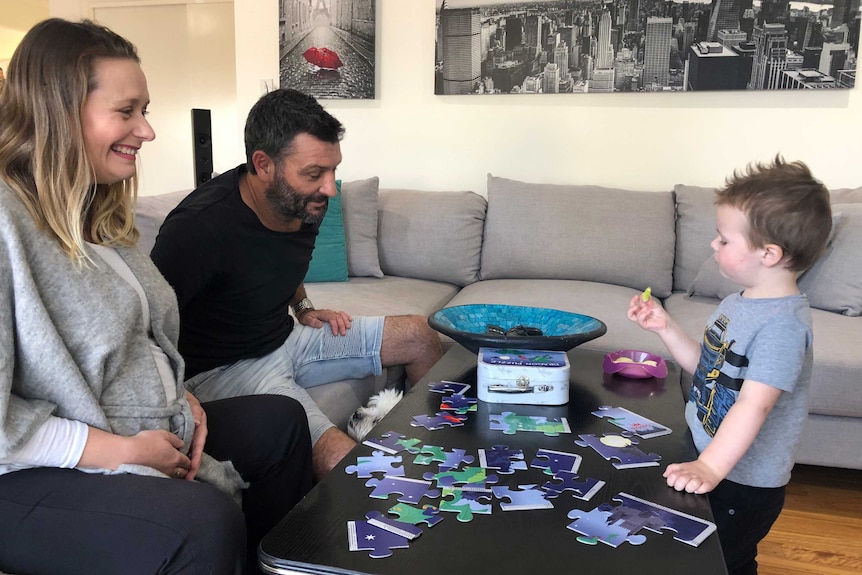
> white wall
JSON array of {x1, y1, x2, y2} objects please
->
[
  {"x1": 52, "y1": 0, "x2": 862, "y2": 195},
  {"x1": 235, "y1": 0, "x2": 862, "y2": 194}
]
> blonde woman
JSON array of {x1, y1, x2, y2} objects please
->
[{"x1": 0, "y1": 19, "x2": 312, "y2": 574}]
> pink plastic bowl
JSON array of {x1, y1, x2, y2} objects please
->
[{"x1": 602, "y1": 350, "x2": 668, "y2": 379}]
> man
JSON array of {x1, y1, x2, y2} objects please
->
[{"x1": 151, "y1": 89, "x2": 444, "y2": 479}]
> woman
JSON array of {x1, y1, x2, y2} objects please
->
[{"x1": 0, "y1": 19, "x2": 312, "y2": 574}]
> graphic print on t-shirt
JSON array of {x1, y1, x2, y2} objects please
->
[{"x1": 690, "y1": 314, "x2": 748, "y2": 437}]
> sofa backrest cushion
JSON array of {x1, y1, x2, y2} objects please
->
[
  {"x1": 341, "y1": 177, "x2": 384, "y2": 278},
  {"x1": 481, "y1": 175, "x2": 676, "y2": 297},
  {"x1": 673, "y1": 184, "x2": 718, "y2": 293},
  {"x1": 377, "y1": 189, "x2": 487, "y2": 287},
  {"x1": 136, "y1": 190, "x2": 192, "y2": 255}
]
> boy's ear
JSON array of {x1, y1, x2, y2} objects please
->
[{"x1": 761, "y1": 243, "x2": 785, "y2": 268}]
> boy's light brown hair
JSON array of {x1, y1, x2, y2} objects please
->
[{"x1": 715, "y1": 155, "x2": 832, "y2": 273}]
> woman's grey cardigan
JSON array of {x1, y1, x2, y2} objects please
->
[{"x1": 0, "y1": 182, "x2": 245, "y2": 498}]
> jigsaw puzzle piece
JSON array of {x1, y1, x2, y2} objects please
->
[
  {"x1": 574, "y1": 434, "x2": 661, "y2": 469},
  {"x1": 491, "y1": 484, "x2": 555, "y2": 511},
  {"x1": 427, "y1": 380, "x2": 471, "y2": 395},
  {"x1": 612, "y1": 493, "x2": 717, "y2": 547},
  {"x1": 541, "y1": 471, "x2": 605, "y2": 501},
  {"x1": 489, "y1": 412, "x2": 570, "y2": 436},
  {"x1": 345, "y1": 451, "x2": 404, "y2": 478},
  {"x1": 362, "y1": 430, "x2": 422, "y2": 454},
  {"x1": 565, "y1": 506, "x2": 648, "y2": 548},
  {"x1": 347, "y1": 520, "x2": 411, "y2": 558},
  {"x1": 440, "y1": 394, "x2": 478, "y2": 414},
  {"x1": 478, "y1": 445, "x2": 528, "y2": 474},
  {"x1": 365, "y1": 476, "x2": 441, "y2": 504},
  {"x1": 413, "y1": 445, "x2": 447, "y2": 466},
  {"x1": 423, "y1": 467, "x2": 499, "y2": 489},
  {"x1": 530, "y1": 448, "x2": 582, "y2": 476},
  {"x1": 387, "y1": 503, "x2": 443, "y2": 528},
  {"x1": 364, "y1": 511, "x2": 423, "y2": 540},
  {"x1": 591, "y1": 406, "x2": 672, "y2": 439},
  {"x1": 410, "y1": 412, "x2": 468, "y2": 431},
  {"x1": 440, "y1": 487, "x2": 493, "y2": 522}
]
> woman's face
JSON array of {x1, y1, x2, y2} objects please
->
[{"x1": 81, "y1": 58, "x2": 155, "y2": 185}]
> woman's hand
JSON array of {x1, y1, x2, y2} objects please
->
[{"x1": 184, "y1": 390, "x2": 208, "y2": 481}]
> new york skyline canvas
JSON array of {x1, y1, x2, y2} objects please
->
[{"x1": 435, "y1": 0, "x2": 859, "y2": 94}]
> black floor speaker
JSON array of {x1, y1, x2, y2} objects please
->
[{"x1": 191, "y1": 108, "x2": 213, "y2": 186}]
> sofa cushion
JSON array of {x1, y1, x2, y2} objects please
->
[
  {"x1": 341, "y1": 177, "x2": 384, "y2": 278},
  {"x1": 304, "y1": 276, "x2": 460, "y2": 318},
  {"x1": 136, "y1": 190, "x2": 192, "y2": 255},
  {"x1": 673, "y1": 184, "x2": 718, "y2": 293},
  {"x1": 797, "y1": 204, "x2": 862, "y2": 316},
  {"x1": 377, "y1": 189, "x2": 486, "y2": 287},
  {"x1": 482, "y1": 175, "x2": 675, "y2": 297},
  {"x1": 305, "y1": 184, "x2": 348, "y2": 283}
]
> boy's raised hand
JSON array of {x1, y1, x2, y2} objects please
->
[{"x1": 627, "y1": 293, "x2": 671, "y2": 333}]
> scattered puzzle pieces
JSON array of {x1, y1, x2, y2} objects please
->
[
  {"x1": 345, "y1": 451, "x2": 404, "y2": 478},
  {"x1": 478, "y1": 445, "x2": 528, "y2": 474},
  {"x1": 530, "y1": 448, "x2": 582, "y2": 476},
  {"x1": 347, "y1": 519, "x2": 410, "y2": 558},
  {"x1": 365, "y1": 475, "x2": 441, "y2": 504},
  {"x1": 387, "y1": 503, "x2": 443, "y2": 528},
  {"x1": 440, "y1": 486, "x2": 493, "y2": 522},
  {"x1": 362, "y1": 430, "x2": 422, "y2": 455},
  {"x1": 427, "y1": 380, "x2": 471, "y2": 395},
  {"x1": 591, "y1": 406, "x2": 672, "y2": 439},
  {"x1": 365, "y1": 511, "x2": 423, "y2": 540},
  {"x1": 574, "y1": 433, "x2": 661, "y2": 469},
  {"x1": 411, "y1": 412, "x2": 468, "y2": 431},
  {"x1": 491, "y1": 484, "x2": 555, "y2": 511},
  {"x1": 566, "y1": 506, "x2": 648, "y2": 548},
  {"x1": 423, "y1": 467, "x2": 499, "y2": 489},
  {"x1": 413, "y1": 445, "x2": 474, "y2": 471},
  {"x1": 489, "y1": 412, "x2": 571, "y2": 436},
  {"x1": 440, "y1": 394, "x2": 478, "y2": 414},
  {"x1": 541, "y1": 471, "x2": 605, "y2": 501}
]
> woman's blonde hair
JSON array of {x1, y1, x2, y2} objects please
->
[{"x1": 0, "y1": 19, "x2": 142, "y2": 264}]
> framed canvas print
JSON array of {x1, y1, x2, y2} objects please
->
[
  {"x1": 279, "y1": 0, "x2": 376, "y2": 99},
  {"x1": 434, "y1": 0, "x2": 859, "y2": 94}
]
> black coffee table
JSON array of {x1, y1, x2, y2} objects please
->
[{"x1": 260, "y1": 346, "x2": 728, "y2": 575}]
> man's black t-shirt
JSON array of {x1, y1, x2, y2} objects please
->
[{"x1": 150, "y1": 165, "x2": 318, "y2": 378}]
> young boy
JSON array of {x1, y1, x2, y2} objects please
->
[{"x1": 628, "y1": 156, "x2": 832, "y2": 575}]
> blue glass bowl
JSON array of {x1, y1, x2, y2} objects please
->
[{"x1": 428, "y1": 304, "x2": 607, "y2": 354}]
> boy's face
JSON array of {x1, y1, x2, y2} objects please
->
[{"x1": 710, "y1": 205, "x2": 765, "y2": 286}]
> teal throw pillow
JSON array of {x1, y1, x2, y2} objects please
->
[{"x1": 304, "y1": 181, "x2": 349, "y2": 283}]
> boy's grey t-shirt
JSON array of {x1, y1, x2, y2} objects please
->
[{"x1": 686, "y1": 292, "x2": 813, "y2": 488}]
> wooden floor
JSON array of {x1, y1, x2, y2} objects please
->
[{"x1": 758, "y1": 464, "x2": 862, "y2": 575}]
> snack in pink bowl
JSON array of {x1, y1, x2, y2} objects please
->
[{"x1": 602, "y1": 350, "x2": 668, "y2": 379}]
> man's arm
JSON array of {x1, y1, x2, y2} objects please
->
[{"x1": 663, "y1": 379, "x2": 783, "y2": 494}]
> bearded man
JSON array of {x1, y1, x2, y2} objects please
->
[{"x1": 151, "y1": 89, "x2": 443, "y2": 479}]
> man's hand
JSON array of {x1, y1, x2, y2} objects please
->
[
  {"x1": 299, "y1": 308, "x2": 353, "y2": 335},
  {"x1": 184, "y1": 390, "x2": 208, "y2": 481},
  {"x1": 663, "y1": 458, "x2": 724, "y2": 494}
]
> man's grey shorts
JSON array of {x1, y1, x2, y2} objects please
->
[{"x1": 184, "y1": 316, "x2": 384, "y2": 445}]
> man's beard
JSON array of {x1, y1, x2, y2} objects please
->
[{"x1": 265, "y1": 174, "x2": 328, "y2": 226}]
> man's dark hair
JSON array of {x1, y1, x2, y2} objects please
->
[{"x1": 244, "y1": 88, "x2": 344, "y2": 173}]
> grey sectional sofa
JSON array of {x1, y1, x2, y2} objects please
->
[{"x1": 136, "y1": 175, "x2": 862, "y2": 471}]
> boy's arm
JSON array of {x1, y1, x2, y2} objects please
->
[
  {"x1": 627, "y1": 295, "x2": 701, "y2": 373},
  {"x1": 663, "y1": 379, "x2": 783, "y2": 494}
]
